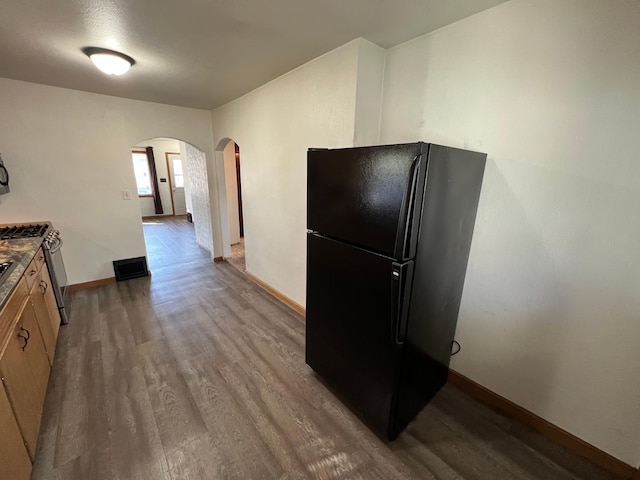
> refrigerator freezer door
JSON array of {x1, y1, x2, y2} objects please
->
[
  {"x1": 306, "y1": 233, "x2": 412, "y2": 438},
  {"x1": 307, "y1": 143, "x2": 427, "y2": 260}
]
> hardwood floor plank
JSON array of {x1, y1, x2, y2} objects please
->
[
  {"x1": 31, "y1": 216, "x2": 616, "y2": 480},
  {"x1": 107, "y1": 363, "x2": 172, "y2": 480},
  {"x1": 196, "y1": 371, "x2": 285, "y2": 478},
  {"x1": 97, "y1": 291, "x2": 171, "y2": 480},
  {"x1": 53, "y1": 341, "x2": 113, "y2": 479},
  {"x1": 137, "y1": 337, "x2": 208, "y2": 454}
]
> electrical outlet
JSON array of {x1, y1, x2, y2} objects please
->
[{"x1": 122, "y1": 189, "x2": 131, "y2": 200}]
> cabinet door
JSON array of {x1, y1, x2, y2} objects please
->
[
  {"x1": 30, "y1": 277, "x2": 56, "y2": 365},
  {"x1": 40, "y1": 266, "x2": 61, "y2": 343},
  {"x1": 0, "y1": 382, "x2": 32, "y2": 480},
  {"x1": 0, "y1": 301, "x2": 51, "y2": 460}
]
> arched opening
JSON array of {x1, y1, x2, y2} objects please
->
[
  {"x1": 220, "y1": 139, "x2": 245, "y2": 273},
  {"x1": 130, "y1": 137, "x2": 213, "y2": 271},
  {"x1": 216, "y1": 138, "x2": 246, "y2": 272}
]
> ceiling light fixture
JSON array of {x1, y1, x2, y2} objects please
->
[{"x1": 83, "y1": 47, "x2": 135, "y2": 76}]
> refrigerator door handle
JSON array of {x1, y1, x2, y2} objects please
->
[
  {"x1": 401, "y1": 155, "x2": 422, "y2": 259},
  {"x1": 390, "y1": 262, "x2": 414, "y2": 345}
]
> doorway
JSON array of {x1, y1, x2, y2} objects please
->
[
  {"x1": 165, "y1": 152, "x2": 187, "y2": 215},
  {"x1": 132, "y1": 137, "x2": 214, "y2": 271},
  {"x1": 223, "y1": 141, "x2": 245, "y2": 273}
]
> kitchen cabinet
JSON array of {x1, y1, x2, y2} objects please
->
[
  {"x1": 0, "y1": 380, "x2": 32, "y2": 480},
  {"x1": 23, "y1": 255, "x2": 41, "y2": 291},
  {"x1": 0, "y1": 280, "x2": 51, "y2": 460},
  {"x1": 29, "y1": 256, "x2": 61, "y2": 365}
]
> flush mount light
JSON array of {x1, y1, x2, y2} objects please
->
[{"x1": 82, "y1": 47, "x2": 135, "y2": 76}]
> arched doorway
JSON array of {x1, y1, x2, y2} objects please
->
[
  {"x1": 220, "y1": 140, "x2": 245, "y2": 273},
  {"x1": 130, "y1": 137, "x2": 213, "y2": 271}
]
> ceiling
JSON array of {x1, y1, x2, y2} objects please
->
[{"x1": 0, "y1": 0, "x2": 509, "y2": 110}]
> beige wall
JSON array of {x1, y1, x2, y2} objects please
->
[
  {"x1": 379, "y1": 0, "x2": 640, "y2": 466},
  {"x1": 353, "y1": 40, "x2": 385, "y2": 146},
  {"x1": 211, "y1": 40, "x2": 362, "y2": 303},
  {"x1": 0, "y1": 78, "x2": 214, "y2": 283}
]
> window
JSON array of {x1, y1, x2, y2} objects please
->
[
  {"x1": 132, "y1": 151, "x2": 152, "y2": 196},
  {"x1": 172, "y1": 158, "x2": 184, "y2": 187}
]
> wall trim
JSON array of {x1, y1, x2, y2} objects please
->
[
  {"x1": 213, "y1": 256, "x2": 224, "y2": 263},
  {"x1": 244, "y1": 271, "x2": 306, "y2": 316},
  {"x1": 68, "y1": 277, "x2": 116, "y2": 292},
  {"x1": 447, "y1": 370, "x2": 636, "y2": 479},
  {"x1": 141, "y1": 214, "x2": 175, "y2": 219}
]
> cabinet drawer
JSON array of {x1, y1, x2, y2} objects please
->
[
  {"x1": 24, "y1": 257, "x2": 40, "y2": 292},
  {"x1": 34, "y1": 248, "x2": 46, "y2": 273}
]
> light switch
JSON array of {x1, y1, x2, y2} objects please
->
[{"x1": 122, "y1": 189, "x2": 131, "y2": 200}]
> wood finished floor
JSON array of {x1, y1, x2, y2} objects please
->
[
  {"x1": 32, "y1": 216, "x2": 613, "y2": 479},
  {"x1": 228, "y1": 238, "x2": 246, "y2": 274}
]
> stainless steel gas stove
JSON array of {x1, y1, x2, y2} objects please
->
[{"x1": 0, "y1": 223, "x2": 70, "y2": 324}]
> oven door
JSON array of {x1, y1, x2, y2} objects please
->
[{"x1": 44, "y1": 237, "x2": 71, "y2": 324}]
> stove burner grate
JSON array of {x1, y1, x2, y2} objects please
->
[{"x1": 0, "y1": 224, "x2": 49, "y2": 240}]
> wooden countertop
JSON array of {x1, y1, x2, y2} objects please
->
[{"x1": 0, "y1": 238, "x2": 43, "y2": 311}]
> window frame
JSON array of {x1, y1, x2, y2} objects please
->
[{"x1": 132, "y1": 149, "x2": 154, "y2": 197}]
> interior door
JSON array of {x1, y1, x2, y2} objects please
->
[
  {"x1": 306, "y1": 233, "x2": 412, "y2": 438},
  {"x1": 166, "y1": 152, "x2": 187, "y2": 215}
]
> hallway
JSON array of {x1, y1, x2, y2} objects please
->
[{"x1": 141, "y1": 215, "x2": 210, "y2": 271}]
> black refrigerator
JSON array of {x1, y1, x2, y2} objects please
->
[{"x1": 306, "y1": 142, "x2": 486, "y2": 440}]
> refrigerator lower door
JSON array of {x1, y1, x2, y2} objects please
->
[{"x1": 306, "y1": 233, "x2": 412, "y2": 439}]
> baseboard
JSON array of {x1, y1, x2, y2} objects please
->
[
  {"x1": 68, "y1": 277, "x2": 116, "y2": 291},
  {"x1": 447, "y1": 370, "x2": 636, "y2": 479},
  {"x1": 213, "y1": 256, "x2": 224, "y2": 263},
  {"x1": 244, "y1": 272, "x2": 306, "y2": 316},
  {"x1": 141, "y1": 214, "x2": 175, "y2": 219}
]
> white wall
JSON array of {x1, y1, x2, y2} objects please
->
[
  {"x1": 133, "y1": 138, "x2": 181, "y2": 217},
  {"x1": 353, "y1": 39, "x2": 385, "y2": 147},
  {"x1": 222, "y1": 141, "x2": 241, "y2": 245},
  {"x1": 380, "y1": 0, "x2": 640, "y2": 466},
  {"x1": 183, "y1": 143, "x2": 213, "y2": 252},
  {"x1": 0, "y1": 78, "x2": 214, "y2": 284},
  {"x1": 211, "y1": 39, "x2": 362, "y2": 304}
]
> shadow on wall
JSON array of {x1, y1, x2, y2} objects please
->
[
  {"x1": 456, "y1": 154, "x2": 640, "y2": 444},
  {"x1": 455, "y1": 157, "x2": 569, "y2": 414}
]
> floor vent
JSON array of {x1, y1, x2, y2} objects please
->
[{"x1": 113, "y1": 256, "x2": 149, "y2": 282}]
